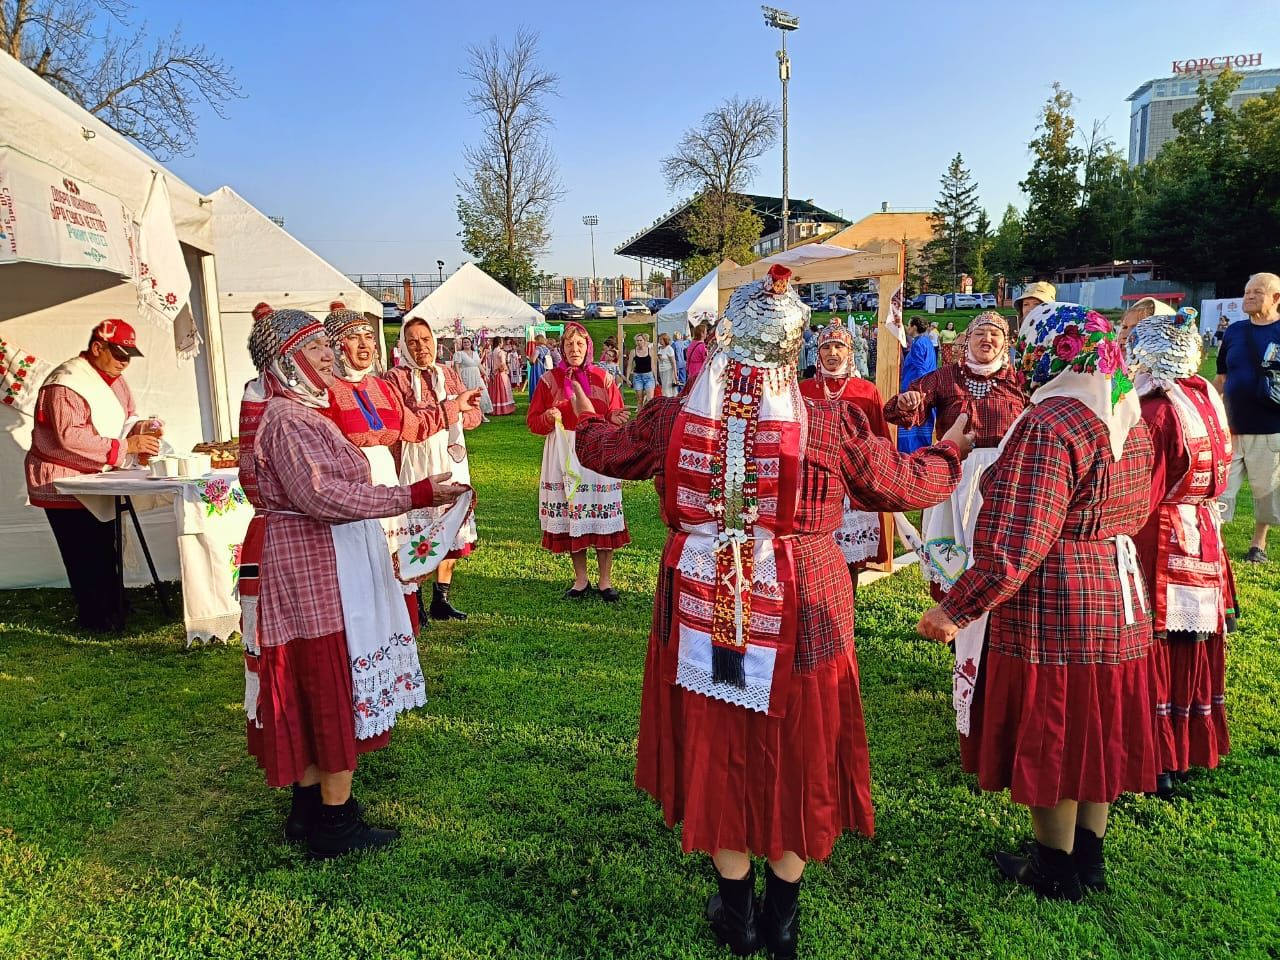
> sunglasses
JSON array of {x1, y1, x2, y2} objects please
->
[{"x1": 96, "y1": 341, "x2": 132, "y2": 362}]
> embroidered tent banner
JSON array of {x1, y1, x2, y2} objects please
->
[
  {"x1": 392, "y1": 489, "x2": 475, "y2": 584},
  {"x1": 136, "y1": 173, "x2": 195, "y2": 356},
  {"x1": 0, "y1": 147, "x2": 136, "y2": 277},
  {"x1": 0, "y1": 335, "x2": 53, "y2": 417}
]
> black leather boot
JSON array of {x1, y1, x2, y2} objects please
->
[
  {"x1": 307, "y1": 796, "x2": 400, "y2": 861},
  {"x1": 1073, "y1": 826, "x2": 1107, "y2": 892},
  {"x1": 429, "y1": 581, "x2": 467, "y2": 621},
  {"x1": 994, "y1": 841, "x2": 1083, "y2": 902},
  {"x1": 760, "y1": 864, "x2": 801, "y2": 960},
  {"x1": 705, "y1": 866, "x2": 762, "y2": 956},
  {"x1": 283, "y1": 783, "x2": 321, "y2": 844}
]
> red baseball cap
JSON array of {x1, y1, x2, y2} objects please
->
[{"x1": 94, "y1": 318, "x2": 144, "y2": 357}]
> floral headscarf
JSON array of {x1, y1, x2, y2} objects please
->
[{"x1": 1016, "y1": 302, "x2": 1139, "y2": 460}]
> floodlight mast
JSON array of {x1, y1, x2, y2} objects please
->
[{"x1": 762, "y1": 6, "x2": 798, "y2": 251}]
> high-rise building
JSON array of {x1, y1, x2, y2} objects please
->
[{"x1": 1128, "y1": 60, "x2": 1279, "y2": 165}]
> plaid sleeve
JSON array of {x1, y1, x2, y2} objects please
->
[
  {"x1": 575, "y1": 399, "x2": 677, "y2": 481},
  {"x1": 839, "y1": 404, "x2": 962, "y2": 511},
  {"x1": 262, "y1": 415, "x2": 411, "y2": 523},
  {"x1": 940, "y1": 416, "x2": 1072, "y2": 627}
]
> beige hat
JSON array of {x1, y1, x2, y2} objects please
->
[
  {"x1": 1014, "y1": 281, "x2": 1057, "y2": 312},
  {"x1": 1126, "y1": 296, "x2": 1177, "y2": 317}
]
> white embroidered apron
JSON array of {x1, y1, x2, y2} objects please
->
[{"x1": 538, "y1": 423, "x2": 626, "y2": 541}]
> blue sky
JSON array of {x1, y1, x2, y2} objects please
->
[{"x1": 155, "y1": 0, "x2": 1270, "y2": 278}]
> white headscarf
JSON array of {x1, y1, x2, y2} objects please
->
[{"x1": 397, "y1": 320, "x2": 447, "y2": 405}]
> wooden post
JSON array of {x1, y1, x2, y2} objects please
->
[{"x1": 874, "y1": 243, "x2": 904, "y2": 410}]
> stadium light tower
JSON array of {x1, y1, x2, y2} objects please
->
[
  {"x1": 583, "y1": 215, "x2": 600, "y2": 280},
  {"x1": 762, "y1": 6, "x2": 798, "y2": 251}
]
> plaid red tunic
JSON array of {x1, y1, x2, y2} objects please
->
[
  {"x1": 381, "y1": 365, "x2": 483, "y2": 441},
  {"x1": 884, "y1": 363, "x2": 1027, "y2": 449},
  {"x1": 940, "y1": 396, "x2": 1156, "y2": 664},
  {"x1": 252, "y1": 398, "x2": 414, "y2": 648},
  {"x1": 576, "y1": 396, "x2": 962, "y2": 671}
]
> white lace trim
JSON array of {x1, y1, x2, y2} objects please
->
[
  {"x1": 675, "y1": 624, "x2": 775, "y2": 714},
  {"x1": 834, "y1": 509, "x2": 881, "y2": 564},
  {"x1": 1163, "y1": 583, "x2": 1222, "y2": 634}
]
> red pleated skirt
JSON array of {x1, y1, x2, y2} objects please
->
[
  {"x1": 960, "y1": 649, "x2": 1159, "y2": 806},
  {"x1": 1153, "y1": 634, "x2": 1230, "y2": 772},
  {"x1": 541, "y1": 528, "x2": 631, "y2": 554},
  {"x1": 246, "y1": 631, "x2": 390, "y2": 788},
  {"x1": 636, "y1": 638, "x2": 873, "y2": 862}
]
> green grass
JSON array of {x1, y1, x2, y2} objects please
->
[{"x1": 1, "y1": 385, "x2": 1278, "y2": 959}]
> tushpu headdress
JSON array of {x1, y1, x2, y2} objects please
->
[
  {"x1": 1126, "y1": 307, "x2": 1202, "y2": 392},
  {"x1": 255, "y1": 308, "x2": 329, "y2": 408},
  {"x1": 324, "y1": 301, "x2": 379, "y2": 379},
  {"x1": 663, "y1": 264, "x2": 808, "y2": 717}
]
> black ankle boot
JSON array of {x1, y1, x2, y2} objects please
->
[
  {"x1": 1073, "y1": 826, "x2": 1106, "y2": 892},
  {"x1": 994, "y1": 841, "x2": 1083, "y2": 902},
  {"x1": 760, "y1": 864, "x2": 801, "y2": 960},
  {"x1": 284, "y1": 783, "x2": 321, "y2": 844},
  {"x1": 429, "y1": 581, "x2": 467, "y2": 621},
  {"x1": 705, "y1": 866, "x2": 762, "y2": 956},
  {"x1": 1148, "y1": 771, "x2": 1175, "y2": 800},
  {"x1": 307, "y1": 796, "x2": 400, "y2": 861}
]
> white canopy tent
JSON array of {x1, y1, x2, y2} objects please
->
[
  {"x1": 209, "y1": 185, "x2": 381, "y2": 424},
  {"x1": 654, "y1": 266, "x2": 722, "y2": 338},
  {"x1": 0, "y1": 52, "x2": 224, "y2": 588},
  {"x1": 402, "y1": 263, "x2": 543, "y2": 339}
]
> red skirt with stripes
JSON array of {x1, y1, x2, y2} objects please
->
[
  {"x1": 1153, "y1": 634, "x2": 1230, "y2": 772},
  {"x1": 541, "y1": 528, "x2": 631, "y2": 554},
  {"x1": 247, "y1": 630, "x2": 390, "y2": 788}
]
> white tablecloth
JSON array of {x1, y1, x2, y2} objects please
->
[{"x1": 55, "y1": 468, "x2": 254, "y2": 644}]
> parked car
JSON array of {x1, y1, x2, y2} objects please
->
[
  {"x1": 863, "y1": 293, "x2": 879, "y2": 310},
  {"x1": 585, "y1": 301, "x2": 617, "y2": 319},
  {"x1": 799, "y1": 295, "x2": 823, "y2": 310},
  {"x1": 545, "y1": 302, "x2": 586, "y2": 320},
  {"x1": 615, "y1": 298, "x2": 651, "y2": 316},
  {"x1": 904, "y1": 294, "x2": 929, "y2": 310},
  {"x1": 975, "y1": 293, "x2": 997, "y2": 309},
  {"x1": 944, "y1": 293, "x2": 980, "y2": 309},
  {"x1": 381, "y1": 301, "x2": 402, "y2": 322},
  {"x1": 527, "y1": 301, "x2": 545, "y2": 314},
  {"x1": 646, "y1": 297, "x2": 671, "y2": 314}
]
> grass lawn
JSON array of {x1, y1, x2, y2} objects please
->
[{"x1": 2, "y1": 381, "x2": 1278, "y2": 959}]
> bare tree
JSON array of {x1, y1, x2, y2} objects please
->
[
  {"x1": 662, "y1": 96, "x2": 779, "y2": 270},
  {"x1": 455, "y1": 28, "x2": 562, "y2": 293},
  {"x1": 2, "y1": 0, "x2": 240, "y2": 158},
  {"x1": 662, "y1": 96, "x2": 780, "y2": 197}
]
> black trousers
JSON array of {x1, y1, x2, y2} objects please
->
[{"x1": 45, "y1": 507, "x2": 125, "y2": 632}]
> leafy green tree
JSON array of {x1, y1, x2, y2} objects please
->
[
  {"x1": 988, "y1": 204, "x2": 1025, "y2": 280},
  {"x1": 1136, "y1": 69, "x2": 1280, "y2": 291},
  {"x1": 679, "y1": 194, "x2": 765, "y2": 279},
  {"x1": 924, "y1": 153, "x2": 980, "y2": 294},
  {"x1": 1021, "y1": 83, "x2": 1083, "y2": 273}
]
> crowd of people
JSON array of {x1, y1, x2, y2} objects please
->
[{"x1": 20, "y1": 267, "x2": 1280, "y2": 956}]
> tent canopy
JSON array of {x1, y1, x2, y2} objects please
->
[
  {"x1": 403, "y1": 264, "x2": 542, "y2": 338},
  {"x1": 654, "y1": 263, "x2": 727, "y2": 337}
]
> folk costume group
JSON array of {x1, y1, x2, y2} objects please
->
[{"x1": 23, "y1": 268, "x2": 1236, "y2": 949}]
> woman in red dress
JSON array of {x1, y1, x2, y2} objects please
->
[
  {"x1": 798, "y1": 319, "x2": 893, "y2": 586},
  {"x1": 575, "y1": 267, "x2": 969, "y2": 958},
  {"x1": 486, "y1": 338, "x2": 516, "y2": 415},
  {"x1": 526, "y1": 322, "x2": 630, "y2": 600},
  {"x1": 246, "y1": 309, "x2": 464, "y2": 859},
  {"x1": 919, "y1": 302, "x2": 1159, "y2": 902},
  {"x1": 1128, "y1": 308, "x2": 1235, "y2": 797},
  {"x1": 319, "y1": 303, "x2": 429, "y2": 631}
]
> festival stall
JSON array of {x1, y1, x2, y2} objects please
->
[
  {"x1": 654, "y1": 264, "x2": 723, "y2": 338},
  {"x1": 0, "y1": 53, "x2": 243, "y2": 642},
  {"x1": 209, "y1": 185, "x2": 381, "y2": 424},
  {"x1": 402, "y1": 263, "x2": 543, "y2": 342}
]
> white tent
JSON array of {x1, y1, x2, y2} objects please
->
[
  {"x1": 655, "y1": 266, "x2": 721, "y2": 338},
  {"x1": 209, "y1": 185, "x2": 381, "y2": 424},
  {"x1": 403, "y1": 263, "x2": 542, "y2": 339},
  {"x1": 0, "y1": 52, "x2": 224, "y2": 588}
]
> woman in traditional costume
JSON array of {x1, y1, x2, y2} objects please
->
[
  {"x1": 528, "y1": 334, "x2": 550, "y2": 398},
  {"x1": 895, "y1": 316, "x2": 939, "y2": 451},
  {"x1": 527, "y1": 321, "x2": 630, "y2": 601},
  {"x1": 506, "y1": 338, "x2": 525, "y2": 390},
  {"x1": 885, "y1": 312, "x2": 1027, "y2": 597},
  {"x1": 383, "y1": 319, "x2": 483, "y2": 622},
  {"x1": 684, "y1": 324, "x2": 711, "y2": 385},
  {"x1": 851, "y1": 321, "x2": 870, "y2": 379},
  {"x1": 485, "y1": 338, "x2": 516, "y2": 416},
  {"x1": 247, "y1": 308, "x2": 463, "y2": 859},
  {"x1": 452, "y1": 337, "x2": 492, "y2": 421},
  {"x1": 798, "y1": 319, "x2": 893, "y2": 585},
  {"x1": 656, "y1": 333, "x2": 678, "y2": 396},
  {"x1": 1128, "y1": 308, "x2": 1235, "y2": 797},
  {"x1": 574, "y1": 266, "x2": 969, "y2": 958},
  {"x1": 918, "y1": 302, "x2": 1159, "y2": 902},
  {"x1": 318, "y1": 303, "x2": 431, "y2": 631}
]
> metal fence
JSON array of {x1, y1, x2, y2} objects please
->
[{"x1": 348, "y1": 271, "x2": 689, "y2": 311}]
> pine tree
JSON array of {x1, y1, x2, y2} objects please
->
[
  {"x1": 969, "y1": 209, "x2": 992, "y2": 293},
  {"x1": 988, "y1": 204, "x2": 1025, "y2": 280},
  {"x1": 924, "y1": 153, "x2": 980, "y2": 295},
  {"x1": 1020, "y1": 83, "x2": 1083, "y2": 273}
]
